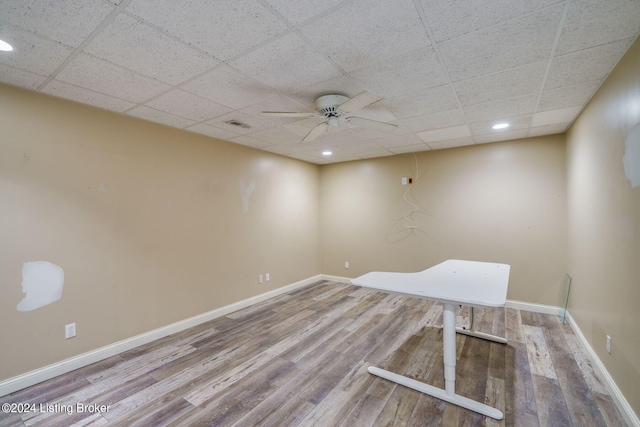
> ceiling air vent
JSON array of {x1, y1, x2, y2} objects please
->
[{"x1": 224, "y1": 119, "x2": 250, "y2": 129}]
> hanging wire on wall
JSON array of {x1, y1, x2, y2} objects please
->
[{"x1": 401, "y1": 153, "x2": 423, "y2": 233}]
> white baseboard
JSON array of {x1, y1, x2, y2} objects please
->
[
  {"x1": 505, "y1": 299, "x2": 564, "y2": 316},
  {"x1": 320, "y1": 274, "x2": 352, "y2": 283},
  {"x1": 565, "y1": 312, "x2": 639, "y2": 427},
  {"x1": 0, "y1": 274, "x2": 323, "y2": 397}
]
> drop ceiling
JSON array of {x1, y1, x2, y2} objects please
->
[{"x1": 1, "y1": 0, "x2": 639, "y2": 164}]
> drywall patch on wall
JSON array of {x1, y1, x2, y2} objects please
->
[
  {"x1": 623, "y1": 122, "x2": 640, "y2": 188},
  {"x1": 239, "y1": 178, "x2": 255, "y2": 214},
  {"x1": 16, "y1": 261, "x2": 64, "y2": 312}
]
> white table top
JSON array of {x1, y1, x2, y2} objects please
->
[{"x1": 350, "y1": 259, "x2": 510, "y2": 307}]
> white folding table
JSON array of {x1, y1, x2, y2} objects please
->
[{"x1": 351, "y1": 259, "x2": 510, "y2": 420}]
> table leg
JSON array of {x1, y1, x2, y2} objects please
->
[
  {"x1": 443, "y1": 303, "x2": 457, "y2": 397},
  {"x1": 366, "y1": 302, "x2": 504, "y2": 420},
  {"x1": 456, "y1": 306, "x2": 507, "y2": 344}
]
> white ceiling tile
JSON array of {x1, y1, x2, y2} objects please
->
[
  {"x1": 469, "y1": 115, "x2": 532, "y2": 136},
  {"x1": 0, "y1": 23, "x2": 74, "y2": 76},
  {"x1": 289, "y1": 151, "x2": 324, "y2": 163},
  {"x1": 182, "y1": 65, "x2": 279, "y2": 110},
  {"x1": 283, "y1": 118, "x2": 327, "y2": 137},
  {"x1": 319, "y1": 153, "x2": 362, "y2": 163},
  {"x1": 264, "y1": 0, "x2": 349, "y2": 25},
  {"x1": 300, "y1": 0, "x2": 431, "y2": 72},
  {"x1": 464, "y1": 94, "x2": 537, "y2": 123},
  {"x1": 285, "y1": 75, "x2": 365, "y2": 109},
  {"x1": 0, "y1": 64, "x2": 45, "y2": 89},
  {"x1": 527, "y1": 122, "x2": 570, "y2": 137},
  {"x1": 338, "y1": 141, "x2": 386, "y2": 154},
  {"x1": 126, "y1": 0, "x2": 288, "y2": 60},
  {"x1": 1, "y1": 0, "x2": 636, "y2": 164},
  {"x1": 186, "y1": 123, "x2": 240, "y2": 141},
  {"x1": 454, "y1": 61, "x2": 546, "y2": 106},
  {"x1": 350, "y1": 121, "x2": 412, "y2": 139},
  {"x1": 229, "y1": 135, "x2": 272, "y2": 149},
  {"x1": 530, "y1": 124, "x2": 571, "y2": 138},
  {"x1": 538, "y1": 80, "x2": 602, "y2": 111},
  {"x1": 0, "y1": 0, "x2": 114, "y2": 47},
  {"x1": 427, "y1": 137, "x2": 474, "y2": 150},
  {"x1": 240, "y1": 94, "x2": 315, "y2": 124},
  {"x1": 347, "y1": 104, "x2": 397, "y2": 123},
  {"x1": 399, "y1": 109, "x2": 466, "y2": 133},
  {"x1": 42, "y1": 80, "x2": 135, "y2": 112},
  {"x1": 313, "y1": 128, "x2": 366, "y2": 145},
  {"x1": 126, "y1": 105, "x2": 197, "y2": 129},
  {"x1": 230, "y1": 32, "x2": 342, "y2": 92},
  {"x1": 263, "y1": 142, "x2": 304, "y2": 156},
  {"x1": 146, "y1": 89, "x2": 231, "y2": 122},
  {"x1": 531, "y1": 106, "x2": 582, "y2": 127},
  {"x1": 439, "y1": 4, "x2": 564, "y2": 81},
  {"x1": 357, "y1": 149, "x2": 393, "y2": 159},
  {"x1": 420, "y1": 0, "x2": 563, "y2": 42},
  {"x1": 56, "y1": 53, "x2": 171, "y2": 103},
  {"x1": 556, "y1": 0, "x2": 640, "y2": 55},
  {"x1": 351, "y1": 48, "x2": 447, "y2": 98},
  {"x1": 388, "y1": 143, "x2": 432, "y2": 154},
  {"x1": 384, "y1": 85, "x2": 459, "y2": 119},
  {"x1": 245, "y1": 126, "x2": 301, "y2": 144},
  {"x1": 84, "y1": 13, "x2": 218, "y2": 85},
  {"x1": 474, "y1": 129, "x2": 528, "y2": 144},
  {"x1": 372, "y1": 134, "x2": 425, "y2": 148},
  {"x1": 205, "y1": 111, "x2": 275, "y2": 135},
  {"x1": 417, "y1": 125, "x2": 471, "y2": 143},
  {"x1": 545, "y1": 39, "x2": 633, "y2": 89}
]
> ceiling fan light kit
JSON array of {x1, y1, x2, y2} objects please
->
[{"x1": 262, "y1": 91, "x2": 398, "y2": 142}]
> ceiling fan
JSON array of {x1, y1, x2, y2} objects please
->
[{"x1": 261, "y1": 91, "x2": 398, "y2": 142}]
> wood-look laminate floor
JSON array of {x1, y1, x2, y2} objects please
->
[{"x1": 0, "y1": 281, "x2": 628, "y2": 427}]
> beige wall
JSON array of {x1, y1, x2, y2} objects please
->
[
  {"x1": 320, "y1": 136, "x2": 568, "y2": 305},
  {"x1": 566, "y1": 38, "x2": 640, "y2": 415},
  {"x1": 0, "y1": 84, "x2": 321, "y2": 381}
]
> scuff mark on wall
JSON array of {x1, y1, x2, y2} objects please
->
[
  {"x1": 239, "y1": 178, "x2": 256, "y2": 214},
  {"x1": 623, "y1": 122, "x2": 640, "y2": 188},
  {"x1": 16, "y1": 261, "x2": 64, "y2": 312}
]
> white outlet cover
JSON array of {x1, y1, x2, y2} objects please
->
[{"x1": 65, "y1": 323, "x2": 76, "y2": 339}]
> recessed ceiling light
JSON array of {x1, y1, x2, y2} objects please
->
[
  {"x1": 322, "y1": 151, "x2": 332, "y2": 156},
  {"x1": 0, "y1": 39, "x2": 13, "y2": 52},
  {"x1": 492, "y1": 123, "x2": 509, "y2": 130}
]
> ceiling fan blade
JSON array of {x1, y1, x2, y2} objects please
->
[
  {"x1": 302, "y1": 122, "x2": 327, "y2": 142},
  {"x1": 261, "y1": 111, "x2": 318, "y2": 118},
  {"x1": 338, "y1": 91, "x2": 383, "y2": 113},
  {"x1": 346, "y1": 116, "x2": 398, "y2": 132}
]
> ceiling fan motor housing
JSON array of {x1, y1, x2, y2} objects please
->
[{"x1": 315, "y1": 94, "x2": 349, "y2": 118}]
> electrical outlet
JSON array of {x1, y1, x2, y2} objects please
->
[
  {"x1": 345, "y1": 261, "x2": 349, "y2": 269},
  {"x1": 606, "y1": 335, "x2": 611, "y2": 354},
  {"x1": 258, "y1": 274, "x2": 263, "y2": 284},
  {"x1": 401, "y1": 177, "x2": 408, "y2": 185},
  {"x1": 65, "y1": 323, "x2": 76, "y2": 339},
  {"x1": 265, "y1": 273, "x2": 270, "y2": 282}
]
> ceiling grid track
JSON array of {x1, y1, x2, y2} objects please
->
[
  {"x1": 528, "y1": 0, "x2": 572, "y2": 138},
  {"x1": 36, "y1": 0, "x2": 135, "y2": 91}
]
